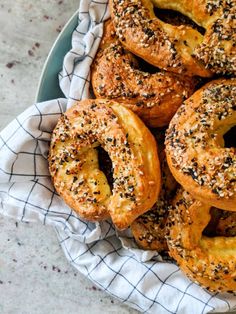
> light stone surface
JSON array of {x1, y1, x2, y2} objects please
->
[{"x1": 0, "y1": 1, "x2": 138, "y2": 313}]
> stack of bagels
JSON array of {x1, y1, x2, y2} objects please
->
[{"x1": 49, "y1": 0, "x2": 236, "y2": 293}]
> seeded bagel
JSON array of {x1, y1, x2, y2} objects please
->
[
  {"x1": 48, "y1": 99, "x2": 161, "y2": 229},
  {"x1": 167, "y1": 188, "x2": 236, "y2": 292},
  {"x1": 165, "y1": 78, "x2": 236, "y2": 211},
  {"x1": 92, "y1": 20, "x2": 197, "y2": 127}
]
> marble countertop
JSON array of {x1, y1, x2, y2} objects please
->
[{"x1": 0, "y1": 1, "x2": 138, "y2": 313}]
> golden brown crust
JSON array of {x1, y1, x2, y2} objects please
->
[
  {"x1": 110, "y1": 0, "x2": 235, "y2": 76},
  {"x1": 167, "y1": 188, "x2": 236, "y2": 292},
  {"x1": 91, "y1": 20, "x2": 197, "y2": 128},
  {"x1": 131, "y1": 130, "x2": 178, "y2": 251},
  {"x1": 165, "y1": 78, "x2": 236, "y2": 211},
  {"x1": 48, "y1": 99, "x2": 161, "y2": 230}
]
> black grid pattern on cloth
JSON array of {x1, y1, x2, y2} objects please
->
[
  {"x1": 55, "y1": 228, "x2": 234, "y2": 314},
  {"x1": 0, "y1": 0, "x2": 235, "y2": 313}
]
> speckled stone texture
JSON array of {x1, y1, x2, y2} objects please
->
[{"x1": 0, "y1": 1, "x2": 138, "y2": 313}]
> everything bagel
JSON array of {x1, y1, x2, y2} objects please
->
[
  {"x1": 92, "y1": 20, "x2": 197, "y2": 127},
  {"x1": 165, "y1": 78, "x2": 236, "y2": 211},
  {"x1": 167, "y1": 188, "x2": 236, "y2": 292},
  {"x1": 48, "y1": 99, "x2": 161, "y2": 230},
  {"x1": 110, "y1": 0, "x2": 235, "y2": 76},
  {"x1": 152, "y1": 0, "x2": 236, "y2": 75}
]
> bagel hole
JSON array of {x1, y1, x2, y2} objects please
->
[
  {"x1": 223, "y1": 125, "x2": 236, "y2": 148},
  {"x1": 154, "y1": 8, "x2": 205, "y2": 35},
  {"x1": 96, "y1": 146, "x2": 114, "y2": 190},
  {"x1": 203, "y1": 207, "x2": 236, "y2": 237},
  {"x1": 135, "y1": 55, "x2": 161, "y2": 74}
]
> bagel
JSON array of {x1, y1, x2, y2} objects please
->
[
  {"x1": 110, "y1": 0, "x2": 235, "y2": 76},
  {"x1": 48, "y1": 99, "x2": 161, "y2": 230},
  {"x1": 167, "y1": 188, "x2": 236, "y2": 292},
  {"x1": 91, "y1": 20, "x2": 197, "y2": 128},
  {"x1": 131, "y1": 138, "x2": 178, "y2": 251},
  {"x1": 152, "y1": 0, "x2": 236, "y2": 75},
  {"x1": 165, "y1": 78, "x2": 236, "y2": 211}
]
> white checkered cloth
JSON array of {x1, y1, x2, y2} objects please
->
[{"x1": 0, "y1": 0, "x2": 236, "y2": 313}]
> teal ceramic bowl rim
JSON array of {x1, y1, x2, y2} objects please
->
[{"x1": 35, "y1": 10, "x2": 79, "y2": 103}]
